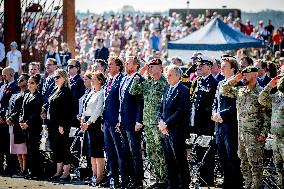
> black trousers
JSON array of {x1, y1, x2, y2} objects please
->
[
  {"x1": 104, "y1": 122, "x2": 127, "y2": 185},
  {"x1": 26, "y1": 131, "x2": 43, "y2": 177},
  {"x1": 49, "y1": 127, "x2": 71, "y2": 165},
  {"x1": 216, "y1": 126, "x2": 243, "y2": 189},
  {"x1": 161, "y1": 133, "x2": 189, "y2": 189},
  {"x1": 120, "y1": 127, "x2": 143, "y2": 187}
]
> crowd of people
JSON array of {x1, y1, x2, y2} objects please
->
[
  {"x1": 0, "y1": 9, "x2": 283, "y2": 189},
  {"x1": 0, "y1": 48, "x2": 283, "y2": 189},
  {"x1": 1, "y1": 10, "x2": 281, "y2": 67}
]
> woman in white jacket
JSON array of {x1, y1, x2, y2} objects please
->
[{"x1": 80, "y1": 71, "x2": 105, "y2": 187}]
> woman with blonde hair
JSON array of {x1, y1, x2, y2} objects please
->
[{"x1": 42, "y1": 69, "x2": 74, "y2": 181}]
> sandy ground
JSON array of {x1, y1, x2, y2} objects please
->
[
  {"x1": 0, "y1": 176, "x2": 93, "y2": 189},
  {"x1": 0, "y1": 176, "x2": 221, "y2": 189}
]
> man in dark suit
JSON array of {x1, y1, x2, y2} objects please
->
[
  {"x1": 67, "y1": 59, "x2": 85, "y2": 126},
  {"x1": 190, "y1": 55, "x2": 218, "y2": 186},
  {"x1": 42, "y1": 58, "x2": 57, "y2": 103},
  {"x1": 119, "y1": 56, "x2": 144, "y2": 189},
  {"x1": 0, "y1": 67, "x2": 20, "y2": 175},
  {"x1": 255, "y1": 60, "x2": 271, "y2": 87},
  {"x1": 0, "y1": 67, "x2": 4, "y2": 88},
  {"x1": 158, "y1": 65, "x2": 190, "y2": 189},
  {"x1": 94, "y1": 37, "x2": 109, "y2": 63},
  {"x1": 103, "y1": 57, "x2": 126, "y2": 188},
  {"x1": 212, "y1": 57, "x2": 243, "y2": 189},
  {"x1": 212, "y1": 60, "x2": 225, "y2": 82}
]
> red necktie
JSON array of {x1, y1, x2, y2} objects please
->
[
  {"x1": 106, "y1": 78, "x2": 114, "y2": 95},
  {"x1": 4, "y1": 84, "x2": 8, "y2": 93}
]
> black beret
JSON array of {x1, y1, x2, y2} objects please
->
[
  {"x1": 242, "y1": 66, "x2": 258, "y2": 73},
  {"x1": 221, "y1": 54, "x2": 236, "y2": 60},
  {"x1": 148, "y1": 58, "x2": 162, "y2": 66}
]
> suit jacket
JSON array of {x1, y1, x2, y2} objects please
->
[
  {"x1": 119, "y1": 73, "x2": 144, "y2": 131},
  {"x1": 158, "y1": 82, "x2": 190, "y2": 136},
  {"x1": 10, "y1": 91, "x2": 27, "y2": 144},
  {"x1": 212, "y1": 79, "x2": 238, "y2": 134},
  {"x1": 215, "y1": 73, "x2": 225, "y2": 82},
  {"x1": 70, "y1": 74, "x2": 85, "y2": 115},
  {"x1": 103, "y1": 72, "x2": 124, "y2": 127},
  {"x1": 59, "y1": 51, "x2": 72, "y2": 66},
  {"x1": 94, "y1": 47, "x2": 109, "y2": 62},
  {"x1": 42, "y1": 75, "x2": 55, "y2": 104},
  {"x1": 257, "y1": 75, "x2": 271, "y2": 88},
  {"x1": 0, "y1": 80, "x2": 20, "y2": 117},
  {"x1": 0, "y1": 81, "x2": 4, "y2": 88},
  {"x1": 20, "y1": 91, "x2": 44, "y2": 135},
  {"x1": 190, "y1": 74, "x2": 218, "y2": 135},
  {"x1": 44, "y1": 86, "x2": 74, "y2": 130}
]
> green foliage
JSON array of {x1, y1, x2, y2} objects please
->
[{"x1": 242, "y1": 10, "x2": 284, "y2": 28}]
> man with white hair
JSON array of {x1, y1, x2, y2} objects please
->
[{"x1": 158, "y1": 65, "x2": 190, "y2": 189}]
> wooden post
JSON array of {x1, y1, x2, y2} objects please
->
[
  {"x1": 63, "y1": 0, "x2": 75, "y2": 58},
  {"x1": 4, "y1": 0, "x2": 21, "y2": 50}
]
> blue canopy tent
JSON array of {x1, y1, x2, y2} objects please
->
[{"x1": 168, "y1": 17, "x2": 265, "y2": 51}]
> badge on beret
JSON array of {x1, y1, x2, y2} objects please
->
[
  {"x1": 242, "y1": 66, "x2": 258, "y2": 73},
  {"x1": 148, "y1": 58, "x2": 162, "y2": 66}
]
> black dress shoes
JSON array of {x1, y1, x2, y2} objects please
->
[
  {"x1": 48, "y1": 174, "x2": 62, "y2": 181},
  {"x1": 59, "y1": 175, "x2": 71, "y2": 182}
]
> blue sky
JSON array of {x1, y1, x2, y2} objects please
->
[{"x1": 75, "y1": 0, "x2": 284, "y2": 13}]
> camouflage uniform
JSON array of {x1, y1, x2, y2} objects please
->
[
  {"x1": 222, "y1": 79, "x2": 270, "y2": 189},
  {"x1": 259, "y1": 85, "x2": 284, "y2": 186},
  {"x1": 129, "y1": 75, "x2": 167, "y2": 182}
]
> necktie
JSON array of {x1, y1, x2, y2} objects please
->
[
  {"x1": 121, "y1": 77, "x2": 131, "y2": 101},
  {"x1": 106, "y1": 78, "x2": 114, "y2": 95},
  {"x1": 70, "y1": 77, "x2": 75, "y2": 85},
  {"x1": 4, "y1": 84, "x2": 8, "y2": 93},
  {"x1": 166, "y1": 87, "x2": 174, "y2": 101},
  {"x1": 43, "y1": 77, "x2": 51, "y2": 94}
]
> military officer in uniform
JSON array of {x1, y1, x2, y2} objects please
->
[
  {"x1": 129, "y1": 58, "x2": 167, "y2": 188},
  {"x1": 258, "y1": 67, "x2": 284, "y2": 188},
  {"x1": 190, "y1": 55, "x2": 218, "y2": 186},
  {"x1": 222, "y1": 66, "x2": 270, "y2": 189}
]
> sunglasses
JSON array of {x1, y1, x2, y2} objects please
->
[
  {"x1": 28, "y1": 81, "x2": 35, "y2": 85},
  {"x1": 68, "y1": 65, "x2": 77, "y2": 69},
  {"x1": 54, "y1": 75, "x2": 61, "y2": 80},
  {"x1": 18, "y1": 79, "x2": 25, "y2": 83}
]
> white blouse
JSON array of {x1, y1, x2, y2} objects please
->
[{"x1": 82, "y1": 88, "x2": 104, "y2": 124}]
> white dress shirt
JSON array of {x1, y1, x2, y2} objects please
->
[
  {"x1": 82, "y1": 88, "x2": 104, "y2": 124},
  {"x1": 120, "y1": 72, "x2": 136, "y2": 101}
]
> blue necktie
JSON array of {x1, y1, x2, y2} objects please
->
[{"x1": 166, "y1": 87, "x2": 174, "y2": 102}]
